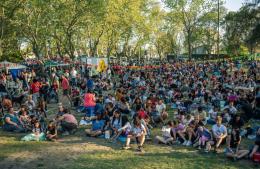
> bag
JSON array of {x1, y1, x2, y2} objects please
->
[
  {"x1": 21, "y1": 133, "x2": 46, "y2": 141},
  {"x1": 253, "y1": 152, "x2": 260, "y2": 163}
]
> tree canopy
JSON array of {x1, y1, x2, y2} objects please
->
[{"x1": 0, "y1": 0, "x2": 259, "y2": 61}]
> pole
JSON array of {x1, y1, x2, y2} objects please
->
[
  {"x1": 217, "y1": 0, "x2": 220, "y2": 62},
  {"x1": 217, "y1": 0, "x2": 223, "y2": 64}
]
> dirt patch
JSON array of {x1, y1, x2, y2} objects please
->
[{"x1": 0, "y1": 136, "x2": 113, "y2": 169}]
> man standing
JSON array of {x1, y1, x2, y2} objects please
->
[
  {"x1": 70, "y1": 67, "x2": 77, "y2": 87},
  {"x1": 31, "y1": 79, "x2": 41, "y2": 104}
]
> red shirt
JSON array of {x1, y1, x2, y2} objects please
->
[
  {"x1": 31, "y1": 82, "x2": 41, "y2": 93},
  {"x1": 61, "y1": 78, "x2": 69, "y2": 90},
  {"x1": 138, "y1": 110, "x2": 147, "y2": 119},
  {"x1": 84, "y1": 93, "x2": 96, "y2": 107}
]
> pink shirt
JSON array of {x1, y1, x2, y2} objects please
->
[
  {"x1": 63, "y1": 114, "x2": 78, "y2": 125},
  {"x1": 62, "y1": 78, "x2": 69, "y2": 90},
  {"x1": 84, "y1": 93, "x2": 96, "y2": 107}
]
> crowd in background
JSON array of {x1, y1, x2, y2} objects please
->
[{"x1": 0, "y1": 60, "x2": 260, "y2": 161}]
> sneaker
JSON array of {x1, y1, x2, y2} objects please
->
[
  {"x1": 137, "y1": 146, "x2": 144, "y2": 152},
  {"x1": 186, "y1": 141, "x2": 192, "y2": 146},
  {"x1": 204, "y1": 149, "x2": 209, "y2": 153},
  {"x1": 123, "y1": 146, "x2": 131, "y2": 150},
  {"x1": 197, "y1": 146, "x2": 201, "y2": 150},
  {"x1": 182, "y1": 140, "x2": 187, "y2": 146}
]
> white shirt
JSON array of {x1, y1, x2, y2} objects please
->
[
  {"x1": 156, "y1": 103, "x2": 166, "y2": 114},
  {"x1": 71, "y1": 70, "x2": 77, "y2": 78},
  {"x1": 162, "y1": 126, "x2": 172, "y2": 138},
  {"x1": 132, "y1": 124, "x2": 145, "y2": 136},
  {"x1": 208, "y1": 109, "x2": 218, "y2": 119},
  {"x1": 118, "y1": 122, "x2": 132, "y2": 132}
]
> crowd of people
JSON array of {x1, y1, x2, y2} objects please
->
[{"x1": 0, "y1": 60, "x2": 260, "y2": 162}]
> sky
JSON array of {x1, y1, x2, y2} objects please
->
[{"x1": 225, "y1": 0, "x2": 244, "y2": 11}]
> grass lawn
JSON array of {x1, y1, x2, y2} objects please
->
[
  {"x1": 0, "y1": 130, "x2": 257, "y2": 169},
  {"x1": 0, "y1": 105, "x2": 258, "y2": 169}
]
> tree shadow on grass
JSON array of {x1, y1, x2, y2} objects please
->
[{"x1": 64, "y1": 150, "x2": 256, "y2": 169}]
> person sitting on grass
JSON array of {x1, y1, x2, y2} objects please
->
[
  {"x1": 155, "y1": 99, "x2": 168, "y2": 124},
  {"x1": 3, "y1": 107, "x2": 25, "y2": 132},
  {"x1": 123, "y1": 117, "x2": 146, "y2": 152},
  {"x1": 207, "y1": 106, "x2": 218, "y2": 125},
  {"x1": 21, "y1": 121, "x2": 45, "y2": 141},
  {"x1": 171, "y1": 120, "x2": 186, "y2": 144},
  {"x1": 194, "y1": 124, "x2": 212, "y2": 151},
  {"x1": 19, "y1": 106, "x2": 32, "y2": 131},
  {"x1": 110, "y1": 115, "x2": 131, "y2": 142},
  {"x1": 212, "y1": 116, "x2": 227, "y2": 153},
  {"x1": 184, "y1": 115, "x2": 204, "y2": 146},
  {"x1": 85, "y1": 114, "x2": 107, "y2": 137},
  {"x1": 225, "y1": 128, "x2": 249, "y2": 161},
  {"x1": 110, "y1": 110, "x2": 122, "y2": 135},
  {"x1": 57, "y1": 109, "x2": 78, "y2": 136},
  {"x1": 249, "y1": 128, "x2": 260, "y2": 159},
  {"x1": 155, "y1": 120, "x2": 174, "y2": 145},
  {"x1": 46, "y1": 121, "x2": 58, "y2": 141}
]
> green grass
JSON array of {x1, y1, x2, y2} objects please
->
[
  {"x1": 0, "y1": 129, "x2": 257, "y2": 169},
  {"x1": 0, "y1": 108, "x2": 258, "y2": 169}
]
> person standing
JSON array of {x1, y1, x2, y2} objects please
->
[
  {"x1": 61, "y1": 75, "x2": 71, "y2": 106},
  {"x1": 70, "y1": 67, "x2": 77, "y2": 87},
  {"x1": 31, "y1": 79, "x2": 41, "y2": 104},
  {"x1": 84, "y1": 89, "x2": 96, "y2": 117}
]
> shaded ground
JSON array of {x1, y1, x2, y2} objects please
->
[{"x1": 0, "y1": 99, "x2": 259, "y2": 169}]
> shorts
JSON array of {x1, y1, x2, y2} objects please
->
[
  {"x1": 200, "y1": 136, "x2": 209, "y2": 142},
  {"x1": 63, "y1": 89, "x2": 69, "y2": 95}
]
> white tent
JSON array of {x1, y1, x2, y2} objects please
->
[
  {"x1": 8, "y1": 65, "x2": 27, "y2": 70},
  {"x1": 0, "y1": 61, "x2": 27, "y2": 70},
  {"x1": 0, "y1": 61, "x2": 16, "y2": 69}
]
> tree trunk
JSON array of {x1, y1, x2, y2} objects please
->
[
  {"x1": 56, "y1": 41, "x2": 62, "y2": 58},
  {"x1": 32, "y1": 42, "x2": 40, "y2": 59},
  {"x1": 187, "y1": 30, "x2": 192, "y2": 60}
]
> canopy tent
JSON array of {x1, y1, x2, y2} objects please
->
[
  {"x1": 0, "y1": 61, "x2": 16, "y2": 69},
  {"x1": 44, "y1": 61, "x2": 58, "y2": 67},
  {"x1": 0, "y1": 61, "x2": 27, "y2": 70},
  {"x1": 0, "y1": 61, "x2": 27, "y2": 79},
  {"x1": 8, "y1": 65, "x2": 27, "y2": 70}
]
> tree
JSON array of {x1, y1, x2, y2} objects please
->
[
  {"x1": 164, "y1": 0, "x2": 226, "y2": 58},
  {"x1": 224, "y1": 5, "x2": 260, "y2": 55}
]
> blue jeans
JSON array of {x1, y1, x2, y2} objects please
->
[
  {"x1": 3, "y1": 124, "x2": 25, "y2": 132},
  {"x1": 85, "y1": 106, "x2": 95, "y2": 117}
]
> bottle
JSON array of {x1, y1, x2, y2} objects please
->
[{"x1": 105, "y1": 130, "x2": 110, "y2": 139}]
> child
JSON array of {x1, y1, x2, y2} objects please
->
[
  {"x1": 21, "y1": 121, "x2": 45, "y2": 141},
  {"x1": 19, "y1": 107, "x2": 32, "y2": 131},
  {"x1": 123, "y1": 118, "x2": 146, "y2": 152},
  {"x1": 110, "y1": 110, "x2": 122, "y2": 135},
  {"x1": 35, "y1": 106, "x2": 47, "y2": 132},
  {"x1": 110, "y1": 115, "x2": 131, "y2": 142},
  {"x1": 46, "y1": 121, "x2": 58, "y2": 141},
  {"x1": 155, "y1": 121, "x2": 174, "y2": 145},
  {"x1": 172, "y1": 120, "x2": 186, "y2": 144},
  {"x1": 195, "y1": 125, "x2": 212, "y2": 151}
]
